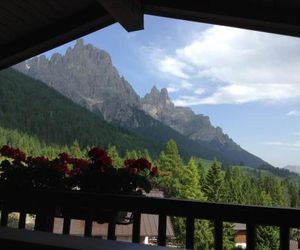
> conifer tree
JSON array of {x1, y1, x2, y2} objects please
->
[
  {"x1": 157, "y1": 139, "x2": 184, "y2": 196},
  {"x1": 107, "y1": 145, "x2": 123, "y2": 168},
  {"x1": 203, "y1": 160, "x2": 224, "y2": 202}
]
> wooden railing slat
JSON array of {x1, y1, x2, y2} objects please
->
[
  {"x1": 185, "y1": 216, "x2": 194, "y2": 249},
  {"x1": 280, "y1": 225, "x2": 289, "y2": 250},
  {"x1": 107, "y1": 212, "x2": 116, "y2": 240},
  {"x1": 132, "y1": 212, "x2": 141, "y2": 243},
  {"x1": 0, "y1": 208, "x2": 9, "y2": 227},
  {"x1": 158, "y1": 214, "x2": 167, "y2": 246},
  {"x1": 34, "y1": 209, "x2": 55, "y2": 232},
  {"x1": 84, "y1": 216, "x2": 93, "y2": 237},
  {"x1": 214, "y1": 220, "x2": 223, "y2": 250},
  {"x1": 63, "y1": 217, "x2": 71, "y2": 235},
  {"x1": 18, "y1": 212, "x2": 26, "y2": 229},
  {"x1": 246, "y1": 223, "x2": 256, "y2": 250}
]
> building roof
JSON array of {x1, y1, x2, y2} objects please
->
[
  {"x1": 2, "y1": 0, "x2": 300, "y2": 70},
  {"x1": 233, "y1": 223, "x2": 246, "y2": 231},
  {"x1": 53, "y1": 190, "x2": 175, "y2": 238}
]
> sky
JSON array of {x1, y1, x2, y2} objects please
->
[{"x1": 44, "y1": 15, "x2": 300, "y2": 168}]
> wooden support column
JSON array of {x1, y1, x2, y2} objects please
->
[{"x1": 98, "y1": 0, "x2": 144, "y2": 31}]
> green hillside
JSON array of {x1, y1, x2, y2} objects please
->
[
  {"x1": 0, "y1": 69, "x2": 158, "y2": 156},
  {"x1": 0, "y1": 68, "x2": 233, "y2": 163}
]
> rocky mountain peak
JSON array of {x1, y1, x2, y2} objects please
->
[
  {"x1": 74, "y1": 38, "x2": 84, "y2": 49},
  {"x1": 13, "y1": 39, "x2": 141, "y2": 127},
  {"x1": 150, "y1": 85, "x2": 160, "y2": 97},
  {"x1": 143, "y1": 86, "x2": 173, "y2": 109},
  {"x1": 141, "y1": 86, "x2": 240, "y2": 149}
]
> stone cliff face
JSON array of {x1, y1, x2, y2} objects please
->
[
  {"x1": 141, "y1": 86, "x2": 241, "y2": 151},
  {"x1": 14, "y1": 39, "x2": 141, "y2": 127},
  {"x1": 14, "y1": 39, "x2": 250, "y2": 160}
]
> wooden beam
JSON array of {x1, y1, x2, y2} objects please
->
[
  {"x1": 98, "y1": 0, "x2": 143, "y2": 32},
  {"x1": 0, "y1": 3, "x2": 115, "y2": 70},
  {"x1": 143, "y1": 0, "x2": 300, "y2": 38}
]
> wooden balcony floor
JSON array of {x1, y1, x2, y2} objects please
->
[{"x1": 0, "y1": 226, "x2": 178, "y2": 250}]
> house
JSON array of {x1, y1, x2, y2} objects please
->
[
  {"x1": 53, "y1": 190, "x2": 175, "y2": 245},
  {"x1": 233, "y1": 223, "x2": 246, "y2": 249}
]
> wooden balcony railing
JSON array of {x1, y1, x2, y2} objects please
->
[{"x1": 0, "y1": 189, "x2": 299, "y2": 249}]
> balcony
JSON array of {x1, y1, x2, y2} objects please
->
[{"x1": 0, "y1": 189, "x2": 299, "y2": 250}]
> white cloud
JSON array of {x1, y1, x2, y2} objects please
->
[
  {"x1": 174, "y1": 83, "x2": 300, "y2": 106},
  {"x1": 159, "y1": 56, "x2": 190, "y2": 79},
  {"x1": 198, "y1": 83, "x2": 300, "y2": 105},
  {"x1": 166, "y1": 87, "x2": 178, "y2": 93},
  {"x1": 173, "y1": 96, "x2": 204, "y2": 106},
  {"x1": 264, "y1": 140, "x2": 300, "y2": 149},
  {"x1": 166, "y1": 80, "x2": 194, "y2": 93},
  {"x1": 156, "y1": 25, "x2": 300, "y2": 105},
  {"x1": 194, "y1": 87, "x2": 205, "y2": 95},
  {"x1": 287, "y1": 110, "x2": 300, "y2": 116}
]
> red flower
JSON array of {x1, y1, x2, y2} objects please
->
[
  {"x1": 124, "y1": 159, "x2": 135, "y2": 168},
  {"x1": 58, "y1": 153, "x2": 70, "y2": 163},
  {"x1": 26, "y1": 156, "x2": 49, "y2": 167},
  {"x1": 124, "y1": 158, "x2": 152, "y2": 172},
  {"x1": 135, "y1": 158, "x2": 152, "y2": 170},
  {"x1": 69, "y1": 158, "x2": 89, "y2": 169},
  {"x1": 151, "y1": 166, "x2": 159, "y2": 176},
  {"x1": 88, "y1": 147, "x2": 112, "y2": 166},
  {"x1": 53, "y1": 162, "x2": 69, "y2": 174},
  {"x1": 0, "y1": 145, "x2": 26, "y2": 162}
]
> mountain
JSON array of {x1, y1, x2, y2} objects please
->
[
  {"x1": 14, "y1": 39, "x2": 269, "y2": 167},
  {"x1": 14, "y1": 39, "x2": 141, "y2": 128},
  {"x1": 141, "y1": 86, "x2": 266, "y2": 167},
  {"x1": 0, "y1": 68, "x2": 157, "y2": 155},
  {"x1": 284, "y1": 165, "x2": 300, "y2": 175}
]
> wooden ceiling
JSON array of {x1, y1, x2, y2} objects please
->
[{"x1": 1, "y1": 0, "x2": 300, "y2": 70}]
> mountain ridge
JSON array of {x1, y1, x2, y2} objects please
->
[{"x1": 14, "y1": 39, "x2": 269, "y2": 167}]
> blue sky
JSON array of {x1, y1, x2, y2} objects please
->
[{"x1": 44, "y1": 15, "x2": 300, "y2": 168}]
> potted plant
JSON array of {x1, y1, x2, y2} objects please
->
[{"x1": 0, "y1": 145, "x2": 159, "y2": 224}]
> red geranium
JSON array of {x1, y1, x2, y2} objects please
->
[
  {"x1": 26, "y1": 156, "x2": 49, "y2": 167},
  {"x1": 88, "y1": 147, "x2": 112, "y2": 166},
  {"x1": 0, "y1": 145, "x2": 26, "y2": 162},
  {"x1": 58, "y1": 152, "x2": 70, "y2": 163}
]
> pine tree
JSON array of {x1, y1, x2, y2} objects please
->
[
  {"x1": 157, "y1": 139, "x2": 184, "y2": 196},
  {"x1": 203, "y1": 160, "x2": 224, "y2": 202},
  {"x1": 224, "y1": 167, "x2": 247, "y2": 204},
  {"x1": 171, "y1": 158, "x2": 213, "y2": 249},
  {"x1": 107, "y1": 145, "x2": 123, "y2": 168}
]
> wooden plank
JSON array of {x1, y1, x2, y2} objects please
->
[
  {"x1": 185, "y1": 217, "x2": 194, "y2": 249},
  {"x1": 107, "y1": 212, "x2": 117, "y2": 240},
  {"x1": 246, "y1": 223, "x2": 256, "y2": 250},
  {"x1": 0, "y1": 3, "x2": 115, "y2": 70},
  {"x1": 0, "y1": 226, "x2": 175, "y2": 250},
  {"x1": 18, "y1": 212, "x2": 26, "y2": 229},
  {"x1": 62, "y1": 217, "x2": 71, "y2": 235},
  {"x1": 0, "y1": 209, "x2": 8, "y2": 227},
  {"x1": 84, "y1": 216, "x2": 93, "y2": 237},
  {"x1": 214, "y1": 220, "x2": 223, "y2": 250},
  {"x1": 280, "y1": 225, "x2": 290, "y2": 250},
  {"x1": 143, "y1": 0, "x2": 300, "y2": 38},
  {"x1": 132, "y1": 212, "x2": 141, "y2": 243},
  {"x1": 98, "y1": 0, "x2": 143, "y2": 31},
  {"x1": 158, "y1": 214, "x2": 167, "y2": 246}
]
